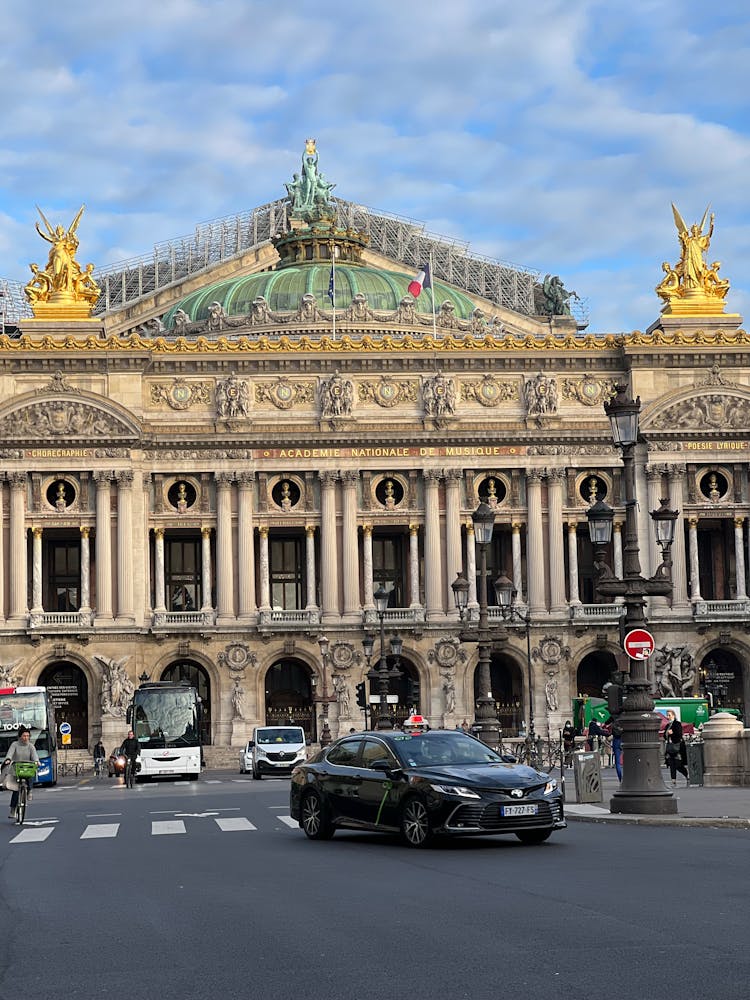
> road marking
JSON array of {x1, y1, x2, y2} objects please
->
[
  {"x1": 152, "y1": 820, "x2": 186, "y2": 836},
  {"x1": 86, "y1": 813, "x2": 122, "y2": 818},
  {"x1": 277, "y1": 815, "x2": 297, "y2": 829},
  {"x1": 19, "y1": 818, "x2": 59, "y2": 825},
  {"x1": 81, "y1": 824, "x2": 120, "y2": 839},
  {"x1": 204, "y1": 780, "x2": 222, "y2": 784},
  {"x1": 10, "y1": 827, "x2": 54, "y2": 844},
  {"x1": 215, "y1": 817, "x2": 256, "y2": 832},
  {"x1": 174, "y1": 812, "x2": 220, "y2": 818}
]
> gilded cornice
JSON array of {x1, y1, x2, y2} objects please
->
[
  {"x1": 1, "y1": 330, "x2": 624, "y2": 354},
  {"x1": 623, "y1": 328, "x2": 750, "y2": 348}
]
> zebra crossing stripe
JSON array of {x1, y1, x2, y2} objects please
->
[
  {"x1": 10, "y1": 827, "x2": 54, "y2": 844},
  {"x1": 214, "y1": 817, "x2": 256, "y2": 832},
  {"x1": 81, "y1": 824, "x2": 120, "y2": 839},
  {"x1": 152, "y1": 820, "x2": 186, "y2": 835},
  {"x1": 278, "y1": 815, "x2": 297, "y2": 829}
]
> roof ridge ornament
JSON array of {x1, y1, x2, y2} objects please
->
[
  {"x1": 285, "y1": 138, "x2": 336, "y2": 223},
  {"x1": 656, "y1": 204, "x2": 731, "y2": 316}
]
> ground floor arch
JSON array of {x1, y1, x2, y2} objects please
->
[
  {"x1": 265, "y1": 657, "x2": 314, "y2": 738},
  {"x1": 160, "y1": 660, "x2": 212, "y2": 745},
  {"x1": 39, "y1": 661, "x2": 88, "y2": 749},
  {"x1": 699, "y1": 649, "x2": 746, "y2": 719},
  {"x1": 474, "y1": 654, "x2": 524, "y2": 735},
  {"x1": 576, "y1": 651, "x2": 619, "y2": 701}
]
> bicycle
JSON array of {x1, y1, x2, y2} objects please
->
[
  {"x1": 94, "y1": 757, "x2": 106, "y2": 778},
  {"x1": 13, "y1": 761, "x2": 38, "y2": 826},
  {"x1": 124, "y1": 757, "x2": 138, "y2": 789}
]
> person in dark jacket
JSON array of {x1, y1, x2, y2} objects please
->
[
  {"x1": 121, "y1": 730, "x2": 140, "y2": 766},
  {"x1": 562, "y1": 721, "x2": 575, "y2": 767},
  {"x1": 664, "y1": 712, "x2": 688, "y2": 785}
]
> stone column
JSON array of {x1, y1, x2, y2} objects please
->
[
  {"x1": 259, "y1": 526, "x2": 271, "y2": 611},
  {"x1": 201, "y1": 527, "x2": 213, "y2": 612},
  {"x1": 320, "y1": 471, "x2": 339, "y2": 623},
  {"x1": 154, "y1": 527, "x2": 166, "y2": 613},
  {"x1": 237, "y1": 472, "x2": 256, "y2": 619},
  {"x1": 424, "y1": 469, "x2": 443, "y2": 620},
  {"x1": 116, "y1": 471, "x2": 135, "y2": 622},
  {"x1": 646, "y1": 466, "x2": 668, "y2": 608},
  {"x1": 341, "y1": 471, "x2": 360, "y2": 618},
  {"x1": 31, "y1": 527, "x2": 43, "y2": 613},
  {"x1": 143, "y1": 475, "x2": 152, "y2": 618},
  {"x1": 306, "y1": 526, "x2": 318, "y2": 611},
  {"x1": 0, "y1": 480, "x2": 5, "y2": 622},
  {"x1": 466, "y1": 521, "x2": 478, "y2": 610},
  {"x1": 445, "y1": 469, "x2": 463, "y2": 612},
  {"x1": 511, "y1": 522, "x2": 525, "y2": 606},
  {"x1": 567, "y1": 522, "x2": 581, "y2": 605},
  {"x1": 613, "y1": 522, "x2": 624, "y2": 605},
  {"x1": 95, "y1": 471, "x2": 113, "y2": 622},
  {"x1": 9, "y1": 474, "x2": 28, "y2": 622},
  {"x1": 80, "y1": 527, "x2": 91, "y2": 613},
  {"x1": 362, "y1": 525, "x2": 374, "y2": 610},
  {"x1": 408, "y1": 524, "x2": 420, "y2": 608},
  {"x1": 688, "y1": 517, "x2": 702, "y2": 602},
  {"x1": 546, "y1": 469, "x2": 566, "y2": 613},
  {"x1": 668, "y1": 465, "x2": 689, "y2": 609},
  {"x1": 734, "y1": 517, "x2": 747, "y2": 600},
  {"x1": 526, "y1": 470, "x2": 546, "y2": 613},
  {"x1": 216, "y1": 473, "x2": 234, "y2": 621}
]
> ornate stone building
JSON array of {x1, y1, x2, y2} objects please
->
[{"x1": 0, "y1": 147, "x2": 747, "y2": 756}]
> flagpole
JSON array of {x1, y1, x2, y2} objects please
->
[
  {"x1": 429, "y1": 251, "x2": 437, "y2": 340},
  {"x1": 329, "y1": 240, "x2": 337, "y2": 341}
]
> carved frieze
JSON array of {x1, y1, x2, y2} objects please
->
[
  {"x1": 150, "y1": 378, "x2": 211, "y2": 410},
  {"x1": 524, "y1": 373, "x2": 558, "y2": 418},
  {"x1": 34, "y1": 371, "x2": 81, "y2": 395},
  {"x1": 422, "y1": 371, "x2": 456, "y2": 417},
  {"x1": 255, "y1": 378, "x2": 315, "y2": 410},
  {"x1": 320, "y1": 371, "x2": 353, "y2": 418},
  {"x1": 216, "y1": 374, "x2": 250, "y2": 419},
  {"x1": 358, "y1": 376, "x2": 417, "y2": 408},
  {"x1": 460, "y1": 375, "x2": 518, "y2": 407},
  {"x1": 650, "y1": 392, "x2": 750, "y2": 431},
  {"x1": 217, "y1": 642, "x2": 257, "y2": 676},
  {"x1": 0, "y1": 401, "x2": 134, "y2": 440}
]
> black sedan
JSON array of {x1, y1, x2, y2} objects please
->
[
  {"x1": 290, "y1": 729, "x2": 565, "y2": 847},
  {"x1": 107, "y1": 747, "x2": 127, "y2": 777}
]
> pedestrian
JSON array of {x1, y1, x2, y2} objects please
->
[
  {"x1": 664, "y1": 711, "x2": 689, "y2": 786},
  {"x1": 460, "y1": 719, "x2": 470, "y2": 733},
  {"x1": 2, "y1": 726, "x2": 40, "y2": 819},
  {"x1": 92, "y1": 738, "x2": 106, "y2": 777},
  {"x1": 562, "y1": 721, "x2": 575, "y2": 768},
  {"x1": 586, "y1": 717, "x2": 607, "y2": 752},
  {"x1": 609, "y1": 716, "x2": 623, "y2": 782}
]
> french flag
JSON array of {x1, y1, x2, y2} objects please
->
[{"x1": 408, "y1": 263, "x2": 432, "y2": 298}]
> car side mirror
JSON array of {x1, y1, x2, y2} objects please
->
[
  {"x1": 371, "y1": 760, "x2": 403, "y2": 778},
  {"x1": 248, "y1": 741, "x2": 255, "y2": 748}
]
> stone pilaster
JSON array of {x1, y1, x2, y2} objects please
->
[
  {"x1": 408, "y1": 524, "x2": 420, "y2": 608},
  {"x1": 154, "y1": 527, "x2": 166, "y2": 613},
  {"x1": 259, "y1": 526, "x2": 271, "y2": 611},
  {"x1": 305, "y1": 526, "x2": 318, "y2": 611},
  {"x1": 116, "y1": 470, "x2": 135, "y2": 622},
  {"x1": 546, "y1": 468, "x2": 566, "y2": 613},
  {"x1": 526, "y1": 470, "x2": 546, "y2": 613},
  {"x1": 362, "y1": 525, "x2": 374, "y2": 610},
  {"x1": 237, "y1": 472, "x2": 256, "y2": 619},
  {"x1": 341, "y1": 471, "x2": 360, "y2": 618},
  {"x1": 201, "y1": 527, "x2": 213, "y2": 612},
  {"x1": 445, "y1": 469, "x2": 463, "y2": 614},
  {"x1": 512, "y1": 521, "x2": 525, "y2": 606},
  {"x1": 320, "y1": 471, "x2": 339, "y2": 623},
  {"x1": 80, "y1": 527, "x2": 91, "y2": 612},
  {"x1": 216, "y1": 472, "x2": 234, "y2": 622},
  {"x1": 688, "y1": 517, "x2": 702, "y2": 602},
  {"x1": 567, "y1": 521, "x2": 581, "y2": 605},
  {"x1": 31, "y1": 527, "x2": 43, "y2": 613}
]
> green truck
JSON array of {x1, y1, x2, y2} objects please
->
[{"x1": 573, "y1": 695, "x2": 710, "y2": 733}]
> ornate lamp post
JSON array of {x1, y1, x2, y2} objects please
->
[
  {"x1": 369, "y1": 585, "x2": 401, "y2": 730},
  {"x1": 587, "y1": 382, "x2": 679, "y2": 815},
  {"x1": 493, "y1": 572, "x2": 535, "y2": 764},
  {"x1": 315, "y1": 634, "x2": 336, "y2": 747},
  {"x1": 451, "y1": 501, "x2": 501, "y2": 747}
]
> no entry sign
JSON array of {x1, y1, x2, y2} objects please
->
[{"x1": 623, "y1": 628, "x2": 655, "y2": 660}]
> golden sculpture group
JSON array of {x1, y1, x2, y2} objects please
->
[
  {"x1": 656, "y1": 204, "x2": 731, "y2": 316},
  {"x1": 24, "y1": 206, "x2": 100, "y2": 319}
]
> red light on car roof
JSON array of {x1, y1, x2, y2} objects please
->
[{"x1": 0, "y1": 687, "x2": 15, "y2": 695}]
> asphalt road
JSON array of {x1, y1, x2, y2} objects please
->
[{"x1": 0, "y1": 770, "x2": 748, "y2": 999}]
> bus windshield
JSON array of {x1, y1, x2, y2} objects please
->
[
  {"x1": 132, "y1": 687, "x2": 200, "y2": 748},
  {"x1": 0, "y1": 691, "x2": 52, "y2": 757}
]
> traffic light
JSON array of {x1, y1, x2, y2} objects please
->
[
  {"x1": 356, "y1": 682, "x2": 367, "y2": 709},
  {"x1": 603, "y1": 681, "x2": 623, "y2": 716},
  {"x1": 407, "y1": 678, "x2": 420, "y2": 710}
]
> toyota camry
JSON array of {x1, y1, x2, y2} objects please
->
[{"x1": 290, "y1": 728, "x2": 565, "y2": 847}]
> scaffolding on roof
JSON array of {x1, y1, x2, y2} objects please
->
[{"x1": 1, "y1": 197, "x2": 541, "y2": 323}]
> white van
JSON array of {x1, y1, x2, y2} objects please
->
[{"x1": 243, "y1": 725, "x2": 307, "y2": 779}]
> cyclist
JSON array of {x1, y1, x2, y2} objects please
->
[
  {"x1": 3, "y1": 726, "x2": 40, "y2": 819},
  {"x1": 93, "y1": 738, "x2": 106, "y2": 777},
  {"x1": 121, "y1": 729, "x2": 140, "y2": 785}
]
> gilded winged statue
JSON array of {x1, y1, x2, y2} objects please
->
[
  {"x1": 656, "y1": 204, "x2": 729, "y2": 312},
  {"x1": 24, "y1": 205, "x2": 100, "y2": 314}
]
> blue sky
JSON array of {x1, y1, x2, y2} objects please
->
[{"x1": 1, "y1": 0, "x2": 748, "y2": 331}]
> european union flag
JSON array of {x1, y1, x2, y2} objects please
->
[{"x1": 328, "y1": 265, "x2": 335, "y2": 305}]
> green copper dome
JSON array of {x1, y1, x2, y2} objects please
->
[{"x1": 163, "y1": 264, "x2": 478, "y2": 327}]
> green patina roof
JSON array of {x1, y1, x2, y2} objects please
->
[{"x1": 163, "y1": 264, "x2": 478, "y2": 327}]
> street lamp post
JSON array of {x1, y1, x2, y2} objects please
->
[
  {"x1": 369, "y1": 585, "x2": 401, "y2": 730},
  {"x1": 361, "y1": 633, "x2": 375, "y2": 729},
  {"x1": 451, "y1": 501, "x2": 501, "y2": 747},
  {"x1": 493, "y1": 572, "x2": 535, "y2": 764},
  {"x1": 588, "y1": 382, "x2": 679, "y2": 815},
  {"x1": 315, "y1": 634, "x2": 336, "y2": 747}
]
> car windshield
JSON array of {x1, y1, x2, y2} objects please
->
[
  {"x1": 390, "y1": 732, "x2": 505, "y2": 768},
  {"x1": 256, "y1": 728, "x2": 302, "y2": 745}
]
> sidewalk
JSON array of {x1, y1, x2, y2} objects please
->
[{"x1": 563, "y1": 768, "x2": 750, "y2": 828}]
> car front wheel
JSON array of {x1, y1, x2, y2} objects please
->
[
  {"x1": 300, "y1": 790, "x2": 334, "y2": 840},
  {"x1": 515, "y1": 828, "x2": 552, "y2": 845},
  {"x1": 400, "y1": 796, "x2": 433, "y2": 848}
]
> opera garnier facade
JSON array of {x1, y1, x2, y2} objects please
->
[{"x1": 0, "y1": 140, "x2": 747, "y2": 758}]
